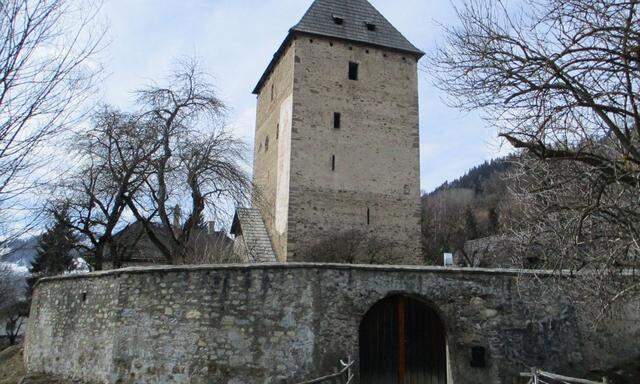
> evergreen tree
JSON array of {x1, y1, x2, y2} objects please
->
[
  {"x1": 27, "y1": 208, "x2": 78, "y2": 297},
  {"x1": 488, "y1": 207, "x2": 500, "y2": 235},
  {"x1": 464, "y1": 207, "x2": 479, "y2": 241}
]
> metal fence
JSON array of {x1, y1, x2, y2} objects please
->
[
  {"x1": 520, "y1": 368, "x2": 608, "y2": 384},
  {"x1": 295, "y1": 357, "x2": 355, "y2": 384}
]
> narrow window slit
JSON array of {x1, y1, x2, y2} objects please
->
[
  {"x1": 333, "y1": 112, "x2": 341, "y2": 129},
  {"x1": 348, "y1": 62, "x2": 359, "y2": 80}
]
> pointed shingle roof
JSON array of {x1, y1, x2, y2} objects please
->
[
  {"x1": 253, "y1": 0, "x2": 424, "y2": 94},
  {"x1": 293, "y1": 0, "x2": 423, "y2": 56}
]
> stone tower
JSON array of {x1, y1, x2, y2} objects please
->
[{"x1": 235, "y1": 0, "x2": 424, "y2": 264}]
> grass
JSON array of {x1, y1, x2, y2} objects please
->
[{"x1": 0, "y1": 344, "x2": 25, "y2": 384}]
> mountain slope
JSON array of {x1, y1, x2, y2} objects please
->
[{"x1": 421, "y1": 158, "x2": 512, "y2": 262}]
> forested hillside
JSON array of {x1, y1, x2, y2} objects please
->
[{"x1": 421, "y1": 158, "x2": 512, "y2": 263}]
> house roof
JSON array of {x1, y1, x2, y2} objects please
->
[
  {"x1": 231, "y1": 208, "x2": 277, "y2": 263},
  {"x1": 110, "y1": 221, "x2": 232, "y2": 264},
  {"x1": 253, "y1": 0, "x2": 424, "y2": 94}
]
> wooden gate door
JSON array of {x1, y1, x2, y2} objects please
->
[{"x1": 359, "y1": 296, "x2": 447, "y2": 384}]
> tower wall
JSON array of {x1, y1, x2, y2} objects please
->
[
  {"x1": 252, "y1": 42, "x2": 295, "y2": 262},
  {"x1": 287, "y1": 35, "x2": 422, "y2": 263}
]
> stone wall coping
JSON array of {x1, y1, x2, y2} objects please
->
[{"x1": 35, "y1": 262, "x2": 571, "y2": 287}]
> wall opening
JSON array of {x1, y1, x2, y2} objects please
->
[
  {"x1": 349, "y1": 62, "x2": 359, "y2": 80},
  {"x1": 331, "y1": 155, "x2": 336, "y2": 171},
  {"x1": 359, "y1": 295, "x2": 448, "y2": 384},
  {"x1": 334, "y1": 112, "x2": 341, "y2": 129}
]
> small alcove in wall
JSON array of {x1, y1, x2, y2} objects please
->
[{"x1": 359, "y1": 295, "x2": 449, "y2": 384}]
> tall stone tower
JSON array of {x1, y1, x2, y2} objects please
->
[{"x1": 234, "y1": 0, "x2": 424, "y2": 264}]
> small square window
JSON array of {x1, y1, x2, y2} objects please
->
[
  {"x1": 348, "y1": 62, "x2": 359, "y2": 80},
  {"x1": 333, "y1": 113, "x2": 341, "y2": 129},
  {"x1": 332, "y1": 15, "x2": 344, "y2": 25},
  {"x1": 365, "y1": 22, "x2": 376, "y2": 31}
]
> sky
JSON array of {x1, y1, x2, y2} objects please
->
[{"x1": 97, "y1": 0, "x2": 508, "y2": 193}]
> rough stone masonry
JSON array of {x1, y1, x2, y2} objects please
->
[{"x1": 25, "y1": 264, "x2": 640, "y2": 383}]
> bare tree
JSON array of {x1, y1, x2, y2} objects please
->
[
  {"x1": 2, "y1": 301, "x2": 27, "y2": 345},
  {"x1": 0, "y1": 264, "x2": 18, "y2": 310},
  {"x1": 432, "y1": 0, "x2": 640, "y2": 310},
  {"x1": 58, "y1": 108, "x2": 160, "y2": 270},
  {"x1": 0, "y1": 0, "x2": 105, "y2": 239},
  {"x1": 505, "y1": 155, "x2": 640, "y2": 318},
  {"x1": 125, "y1": 61, "x2": 252, "y2": 265},
  {"x1": 297, "y1": 230, "x2": 396, "y2": 265},
  {"x1": 186, "y1": 229, "x2": 239, "y2": 264},
  {"x1": 421, "y1": 188, "x2": 475, "y2": 263},
  {"x1": 0, "y1": 264, "x2": 26, "y2": 345}
]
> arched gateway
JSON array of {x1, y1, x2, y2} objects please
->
[{"x1": 359, "y1": 295, "x2": 448, "y2": 384}]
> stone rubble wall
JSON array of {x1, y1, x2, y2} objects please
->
[{"x1": 24, "y1": 264, "x2": 640, "y2": 384}]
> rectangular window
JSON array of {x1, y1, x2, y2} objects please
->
[
  {"x1": 348, "y1": 62, "x2": 359, "y2": 80},
  {"x1": 333, "y1": 112, "x2": 341, "y2": 129},
  {"x1": 331, "y1": 155, "x2": 336, "y2": 171},
  {"x1": 271, "y1": 83, "x2": 275, "y2": 101},
  {"x1": 367, "y1": 208, "x2": 371, "y2": 225}
]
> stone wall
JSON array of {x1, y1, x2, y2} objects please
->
[
  {"x1": 25, "y1": 264, "x2": 640, "y2": 384},
  {"x1": 25, "y1": 276, "x2": 120, "y2": 383}
]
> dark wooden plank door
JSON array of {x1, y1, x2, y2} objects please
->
[{"x1": 359, "y1": 296, "x2": 447, "y2": 384}]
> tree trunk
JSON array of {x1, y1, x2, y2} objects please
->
[{"x1": 94, "y1": 243, "x2": 105, "y2": 271}]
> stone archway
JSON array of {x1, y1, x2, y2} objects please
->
[{"x1": 359, "y1": 295, "x2": 448, "y2": 384}]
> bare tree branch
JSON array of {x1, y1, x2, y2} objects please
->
[{"x1": 0, "y1": 0, "x2": 105, "y2": 241}]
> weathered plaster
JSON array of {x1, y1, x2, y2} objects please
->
[{"x1": 275, "y1": 94, "x2": 293, "y2": 236}]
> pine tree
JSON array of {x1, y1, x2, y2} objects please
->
[
  {"x1": 27, "y1": 208, "x2": 78, "y2": 297},
  {"x1": 464, "y1": 207, "x2": 479, "y2": 241},
  {"x1": 488, "y1": 207, "x2": 500, "y2": 234}
]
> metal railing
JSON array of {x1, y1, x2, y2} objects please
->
[
  {"x1": 296, "y1": 357, "x2": 355, "y2": 384},
  {"x1": 520, "y1": 368, "x2": 608, "y2": 384}
]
